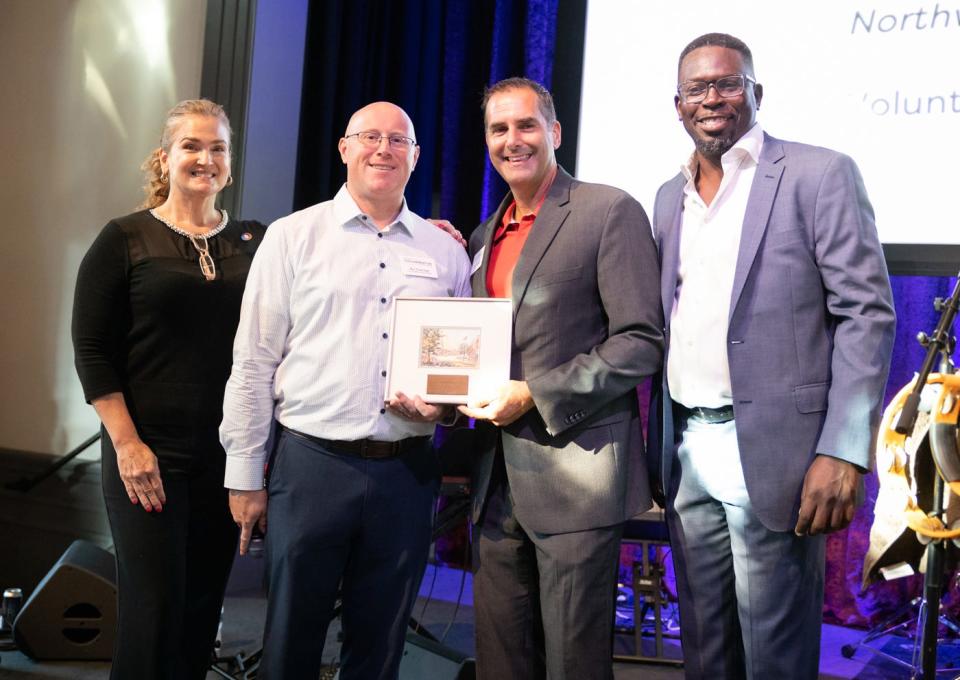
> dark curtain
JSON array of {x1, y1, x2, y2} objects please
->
[
  {"x1": 295, "y1": 0, "x2": 558, "y2": 239},
  {"x1": 292, "y1": 0, "x2": 956, "y2": 631}
]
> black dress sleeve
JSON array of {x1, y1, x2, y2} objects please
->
[{"x1": 72, "y1": 220, "x2": 131, "y2": 402}]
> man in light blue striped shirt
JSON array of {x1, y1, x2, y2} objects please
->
[{"x1": 220, "y1": 102, "x2": 471, "y2": 680}]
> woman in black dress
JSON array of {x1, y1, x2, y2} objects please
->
[{"x1": 72, "y1": 99, "x2": 265, "y2": 680}]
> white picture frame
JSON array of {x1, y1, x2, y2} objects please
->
[{"x1": 385, "y1": 297, "x2": 512, "y2": 404}]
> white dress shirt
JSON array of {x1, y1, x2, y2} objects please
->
[
  {"x1": 221, "y1": 185, "x2": 472, "y2": 490},
  {"x1": 667, "y1": 123, "x2": 764, "y2": 409}
]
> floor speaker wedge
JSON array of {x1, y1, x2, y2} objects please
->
[
  {"x1": 398, "y1": 631, "x2": 476, "y2": 680},
  {"x1": 13, "y1": 539, "x2": 117, "y2": 660}
]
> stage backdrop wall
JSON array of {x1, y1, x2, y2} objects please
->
[{"x1": 0, "y1": 0, "x2": 207, "y2": 456}]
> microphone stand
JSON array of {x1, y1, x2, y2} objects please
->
[
  {"x1": 895, "y1": 274, "x2": 960, "y2": 436},
  {"x1": 4, "y1": 433, "x2": 100, "y2": 492},
  {"x1": 895, "y1": 272, "x2": 960, "y2": 679}
]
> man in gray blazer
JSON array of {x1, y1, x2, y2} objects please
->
[
  {"x1": 460, "y1": 77, "x2": 663, "y2": 679},
  {"x1": 650, "y1": 33, "x2": 896, "y2": 679}
]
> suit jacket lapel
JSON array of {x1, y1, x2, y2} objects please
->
[
  {"x1": 658, "y1": 175, "x2": 685, "y2": 326},
  {"x1": 472, "y1": 195, "x2": 511, "y2": 297},
  {"x1": 509, "y1": 168, "x2": 573, "y2": 320},
  {"x1": 729, "y1": 135, "x2": 784, "y2": 321}
]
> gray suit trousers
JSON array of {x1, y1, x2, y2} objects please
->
[{"x1": 473, "y1": 454, "x2": 623, "y2": 680}]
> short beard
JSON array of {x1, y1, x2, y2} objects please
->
[{"x1": 695, "y1": 135, "x2": 735, "y2": 161}]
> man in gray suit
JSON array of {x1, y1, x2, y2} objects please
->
[
  {"x1": 459, "y1": 77, "x2": 663, "y2": 679},
  {"x1": 650, "y1": 33, "x2": 896, "y2": 679}
]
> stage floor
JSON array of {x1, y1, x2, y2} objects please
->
[{"x1": 0, "y1": 562, "x2": 941, "y2": 679}]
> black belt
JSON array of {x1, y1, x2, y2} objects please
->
[
  {"x1": 284, "y1": 427, "x2": 429, "y2": 459},
  {"x1": 677, "y1": 404, "x2": 735, "y2": 424}
]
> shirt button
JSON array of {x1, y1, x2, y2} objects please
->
[
  {"x1": 379, "y1": 262, "x2": 386, "y2": 269},
  {"x1": 380, "y1": 297, "x2": 387, "y2": 304},
  {"x1": 381, "y1": 370, "x2": 387, "y2": 377},
  {"x1": 361, "y1": 215, "x2": 368, "y2": 221},
  {"x1": 380, "y1": 408, "x2": 386, "y2": 414},
  {"x1": 377, "y1": 233, "x2": 383, "y2": 238},
  {"x1": 382, "y1": 332, "x2": 388, "y2": 339}
]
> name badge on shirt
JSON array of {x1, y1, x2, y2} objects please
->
[
  {"x1": 401, "y1": 255, "x2": 438, "y2": 278},
  {"x1": 471, "y1": 247, "x2": 485, "y2": 275}
]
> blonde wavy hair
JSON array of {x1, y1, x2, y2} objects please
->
[{"x1": 139, "y1": 99, "x2": 233, "y2": 209}]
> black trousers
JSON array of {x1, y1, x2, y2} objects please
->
[
  {"x1": 101, "y1": 430, "x2": 238, "y2": 680},
  {"x1": 258, "y1": 430, "x2": 439, "y2": 680},
  {"x1": 472, "y1": 454, "x2": 623, "y2": 680}
]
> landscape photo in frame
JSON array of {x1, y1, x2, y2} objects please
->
[
  {"x1": 385, "y1": 296, "x2": 512, "y2": 404},
  {"x1": 418, "y1": 326, "x2": 481, "y2": 368}
]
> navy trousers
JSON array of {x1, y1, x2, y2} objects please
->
[{"x1": 259, "y1": 430, "x2": 439, "y2": 680}]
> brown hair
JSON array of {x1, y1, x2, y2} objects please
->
[
  {"x1": 138, "y1": 99, "x2": 232, "y2": 209},
  {"x1": 482, "y1": 77, "x2": 556, "y2": 126}
]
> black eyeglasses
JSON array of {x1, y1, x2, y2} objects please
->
[
  {"x1": 345, "y1": 131, "x2": 417, "y2": 150},
  {"x1": 677, "y1": 74, "x2": 756, "y2": 104}
]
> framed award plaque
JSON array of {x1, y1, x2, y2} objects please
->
[{"x1": 384, "y1": 297, "x2": 512, "y2": 404}]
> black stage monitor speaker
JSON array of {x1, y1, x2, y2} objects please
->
[
  {"x1": 13, "y1": 539, "x2": 117, "y2": 660},
  {"x1": 398, "y1": 631, "x2": 476, "y2": 680},
  {"x1": 334, "y1": 631, "x2": 475, "y2": 680}
]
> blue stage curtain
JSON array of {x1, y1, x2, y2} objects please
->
[{"x1": 478, "y1": 0, "x2": 558, "y2": 218}]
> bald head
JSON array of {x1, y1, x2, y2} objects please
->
[
  {"x1": 338, "y1": 101, "x2": 420, "y2": 225},
  {"x1": 344, "y1": 101, "x2": 416, "y2": 141}
]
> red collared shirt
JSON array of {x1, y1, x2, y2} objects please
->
[{"x1": 485, "y1": 170, "x2": 556, "y2": 298}]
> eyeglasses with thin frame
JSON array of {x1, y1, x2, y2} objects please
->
[
  {"x1": 345, "y1": 131, "x2": 417, "y2": 150},
  {"x1": 677, "y1": 74, "x2": 756, "y2": 104},
  {"x1": 189, "y1": 235, "x2": 216, "y2": 281}
]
